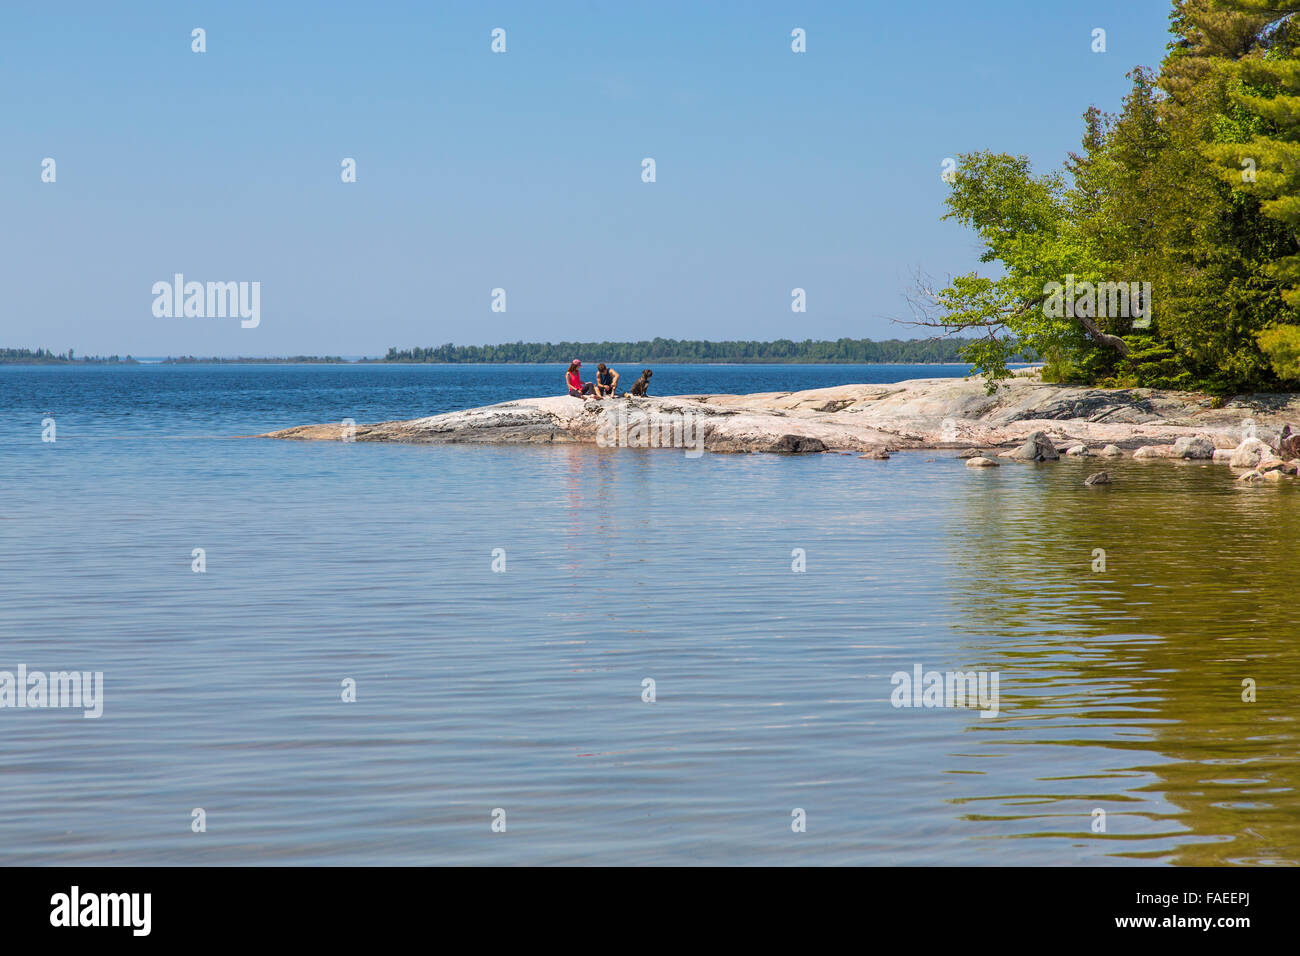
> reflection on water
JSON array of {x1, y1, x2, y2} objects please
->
[
  {"x1": 0, "y1": 425, "x2": 1295, "y2": 864},
  {"x1": 946, "y1": 457, "x2": 1300, "y2": 865}
]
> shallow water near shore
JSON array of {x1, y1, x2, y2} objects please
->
[{"x1": 1, "y1": 365, "x2": 1297, "y2": 865}]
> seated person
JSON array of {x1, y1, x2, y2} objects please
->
[
  {"x1": 594, "y1": 363, "x2": 619, "y2": 397},
  {"x1": 565, "y1": 359, "x2": 598, "y2": 398}
]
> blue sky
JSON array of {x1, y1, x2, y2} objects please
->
[{"x1": 1, "y1": 0, "x2": 1173, "y2": 356}]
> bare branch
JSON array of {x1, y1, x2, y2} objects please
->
[{"x1": 1075, "y1": 313, "x2": 1130, "y2": 356}]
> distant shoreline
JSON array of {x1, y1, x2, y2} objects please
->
[
  {"x1": 0, "y1": 358, "x2": 986, "y2": 368},
  {"x1": 1, "y1": 337, "x2": 990, "y2": 367}
]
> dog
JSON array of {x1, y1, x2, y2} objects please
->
[{"x1": 627, "y1": 368, "x2": 653, "y2": 397}]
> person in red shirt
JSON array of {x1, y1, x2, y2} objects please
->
[{"x1": 565, "y1": 359, "x2": 599, "y2": 399}]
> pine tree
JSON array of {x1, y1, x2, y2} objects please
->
[{"x1": 1202, "y1": 2, "x2": 1300, "y2": 305}]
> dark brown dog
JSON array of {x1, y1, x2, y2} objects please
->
[{"x1": 627, "y1": 368, "x2": 652, "y2": 397}]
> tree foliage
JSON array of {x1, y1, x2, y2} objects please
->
[
  {"x1": 379, "y1": 338, "x2": 974, "y2": 364},
  {"x1": 919, "y1": 0, "x2": 1300, "y2": 393},
  {"x1": 0, "y1": 348, "x2": 135, "y2": 364}
]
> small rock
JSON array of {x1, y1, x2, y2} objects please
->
[
  {"x1": 859, "y1": 448, "x2": 890, "y2": 460},
  {"x1": 1264, "y1": 469, "x2": 1289, "y2": 480},
  {"x1": 1258, "y1": 457, "x2": 1286, "y2": 472},
  {"x1": 1238, "y1": 470, "x2": 1264, "y2": 482},
  {"x1": 1008, "y1": 430, "x2": 1060, "y2": 462},
  {"x1": 1098, "y1": 444, "x2": 1123, "y2": 458},
  {"x1": 1065, "y1": 444, "x2": 1089, "y2": 456},
  {"x1": 1083, "y1": 471, "x2": 1111, "y2": 486},
  {"x1": 1172, "y1": 434, "x2": 1216, "y2": 459},
  {"x1": 965, "y1": 457, "x2": 999, "y2": 468},
  {"x1": 1133, "y1": 445, "x2": 1164, "y2": 459},
  {"x1": 1230, "y1": 437, "x2": 1272, "y2": 469},
  {"x1": 1212, "y1": 448, "x2": 1234, "y2": 463},
  {"x1": 956, "y1": 448, "x2": 985, "y2": 459}
]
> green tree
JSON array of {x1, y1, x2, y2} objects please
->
[{"x1": 917, "y1": 0, "x2": 1300, "y2": 394}]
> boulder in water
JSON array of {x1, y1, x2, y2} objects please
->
[
  {"x1": 1230, "y1": 438, "x2": 1272, "y2": 469},
  {"x1": 769, "y1": 434, "x2": 826, "y2": 454},
  {"x1": 1172, "y1": 434, "x2": 1215, "y2": 459},
  {"x1": 1008, "y1": 431, "x2": 1060, "y2": 462}
]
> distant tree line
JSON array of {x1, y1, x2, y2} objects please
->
[
  {"x1": 0, "y1": 348, "x2": 136, "y2": 364},
  {"x1": 377, "y1": 338, "x2": 978, "y2": 364},
  {"x1": 160, "y1": 355, "x2": 348, "y2": 364},
  {"x1": 3, "y1": 340, "x2": 990, "y2": 366}
]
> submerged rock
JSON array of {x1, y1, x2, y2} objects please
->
[
  {"x1": 1083, "y1": 471, "x2": 1112, "y2": 486},
  {"x1": 1238, "y1": 470, "x2": 1264, "y2": 482},
  {"x1": 965, "y1": 456, "x2": 999, "y2": 468},
  {"x1": 859, "y1": 447, "x2": 891, "y2": 460}
]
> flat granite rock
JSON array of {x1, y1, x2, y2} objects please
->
[{"x1": 260, "y1": 375, "x2": 1300, "y2": 455}]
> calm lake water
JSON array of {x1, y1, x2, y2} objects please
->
[{"x1": 1, "y1": 364, "x2": 1297, "y2": 865}]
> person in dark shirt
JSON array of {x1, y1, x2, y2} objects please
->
[{"x1": 594, "y1": 363, "x2": 619, "y2": 397}]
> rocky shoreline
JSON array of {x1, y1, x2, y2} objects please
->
[{"x1": 261, "y1": 373, "x2": 1300, "y2": 477}]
